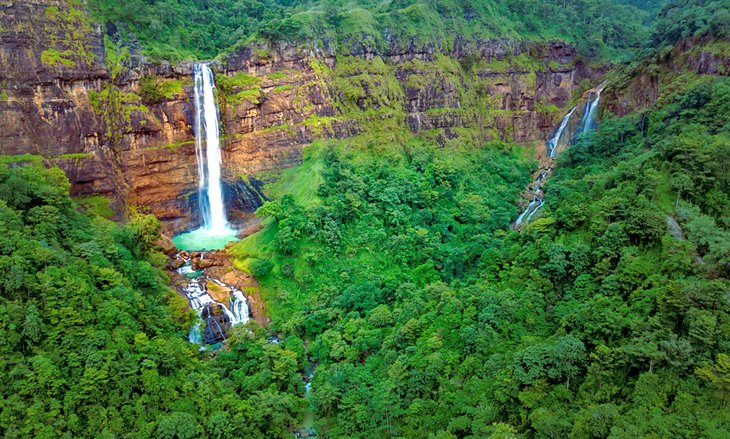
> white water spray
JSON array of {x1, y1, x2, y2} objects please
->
[
  {"x1": 178, "y1": 262, "x2": 250, "y2": 346},
  {"x1": 174, "y1": 65, "x2": 238, "y2": 251},
  {"x1": 193, "y1": 64, "x2": 228, "y2": 233}
]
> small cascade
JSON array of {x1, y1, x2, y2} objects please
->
[
  {"x1": 172, "y1": 64, "x2": 238, "y2": 251},
  {"x1": 525, "y1": 199, "x2": 545, "y2": 223},
  {"x1": 176, "y1": 256, "x2": 250, "y2": 347},
  {"x1": 515, "y1": 171, "x2": 548, "y2": 226},
  {"x1": 515, "y1": 199, "x2": 537, "y2": 226}
]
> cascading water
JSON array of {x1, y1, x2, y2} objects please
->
[
  {"x1": 195, "y1": 64, "x2": 227, "y2": 232},
  {"x1": 515, "y1": 88, "x2": 602, "y2": 227},
  {"x1": 173, "y1": 64, "x2": 238, "y2": 251},
  {"x1": 178, "y1": 261, "x2": 250, "y2": 347},
  {"x1": 546, "y1": 106, "x2": 577, "y2": 158},
  {"x1": 515, "y1": 171, "x2": 547, "y2": 227},
  {"x1": 574, "y1": 89, "x2": 602, "y2": 140}
]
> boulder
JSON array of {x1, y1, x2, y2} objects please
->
[
  {"x1": 206, "y1": 280, "x2": 232, "y2": 303},
  {"x1": 157, "y1": 235, "x2": 178, "y2": 255},
  {"x1": 166, "y1": 258, "x2": 185, "y2": 270}
]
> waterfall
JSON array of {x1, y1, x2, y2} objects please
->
[
  {"x1": 231, "y1": 289, "x2": 250, "y2": 323},
  {"x1": 193, "y1": 64, "x2": 228, "y2": 233},
  {"x1": 525, "y1": 199, "x2": 545, "y2": 223},
  {"x1": 574, "y1": 89, "x2": 602, "y2": 139},
  {"x1": 178, "y1": 262, "x2": 250, "y2": 347},
  {"x1": 515, "y1": 199, "x2": 537, "y2": 226},
  {"x1": 515, "y1": 170, "x2": 549, "y2": 226},
  {"x1": 546, "y1": 106, "x2": 576, "y2": 158},
  {"x1": 515, "y1": 89, "x2": 602, "y2": 228}
]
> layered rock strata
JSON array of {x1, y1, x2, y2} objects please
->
[{"x1": 0, "y1": 0, "x2": 604, "y2": 232}]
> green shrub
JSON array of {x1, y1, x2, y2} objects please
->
[
  {"x1": 248, "y1": 258, "x2": 274, "y2": 277},
  {"x1": 138, "y1": 76, "x2": 184, "y2": 104}
]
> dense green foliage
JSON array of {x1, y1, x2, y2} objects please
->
[
  {"x1": 234, "y1": 75, "x2": 729, "y2": 437},
  {"x1": 86, "y1": 0, "x2": 658, "y2": 61},
  {"x1": 0, "y1": 164, "x2": 306, "y2": 437},
  {"x1": 650, "y1": 0, "x2": 730, "y2": 47},
  {"x1": 3, "y1": 1, "x2": 728, "y2": 437}
]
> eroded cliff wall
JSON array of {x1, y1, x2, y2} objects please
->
[{"x1": 0, "y1": 0, "x2": 603, "y2": 232}]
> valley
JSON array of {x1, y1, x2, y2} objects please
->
[{"x1": 0, "y1": 0, "x2": 728, "y2": 437}]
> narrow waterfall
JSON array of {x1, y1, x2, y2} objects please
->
[
  {"x1": 574, "y1": 89, "x2": 602, "y2": 139},
  {"x1": 546, "y1": 106, "x2": 576, "y2": 158},
  {"x1": 515, "y1": 171, "x2": 548, "y2": 227},
  {"x1": 194, "y1": 64, "x2": 228, "y2": 232},
  {"x1": 515, "y1": 88, "x2": 602, "y2": 228},
  {"x1": 172, "y1": 64, "x2": 239, "y2": 251}
]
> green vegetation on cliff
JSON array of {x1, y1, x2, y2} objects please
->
[
  {"x1": 3, "y1": 1, "x2": 729, "y2": 437},
  {"x1": 87, "y1": 0, "x2": 657, "y2": 61}
]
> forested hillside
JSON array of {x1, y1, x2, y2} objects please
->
[
  {"x1": 234, "y1": 68, "x2": 730, "y2": 438},
  {"x1": 0, "y1": 163, "x2": 304, "y2": 437},
  {"x1": 88, "y1": 0, "x2": 654, "y2": 60}
]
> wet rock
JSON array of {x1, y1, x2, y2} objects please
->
[
  {"x1": 206, "y1": 280, "x2": 232, "y2": 303},
  {"x1": 166, "y1": 258, "x2": 185, "y2": 270},
  {"x1": 157, "y1": 235, "x2": 178, "y2": 255},
  {"x1": 196, "y1": 258, "x2": 211, "y2": 269},
  {"x1": 201, "y1": 304, "x2": 232, "y2": 344}
]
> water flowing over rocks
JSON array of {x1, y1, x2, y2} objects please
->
[
  {"x1": 168, "y1": 249, "x2": 268, "y2": 346},
  {"x1": 514, "y1": 87, "x2": 603, "y2": 227}
]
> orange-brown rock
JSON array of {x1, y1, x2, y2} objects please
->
[
  {"x1": 157, "y1": 235, "x2": 178, "y2": 256},
  {"x1": 0, "y1": 1, "x2": 605, "y2": 235},
  {"x1": 603, "y1": 36, "x2": 729, "y2": 117},
  {"x1": 206, "y1": 280, "x2": 232, "y2": 303},
  {"x1": 205, "y1": 257, "x2": 269, "y2": 327}
]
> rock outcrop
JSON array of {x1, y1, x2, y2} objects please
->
[
  {"x1": 603, "y1": 36, "x2": 730, "y2": 117},
  {"x1": 0, "y1": 0, "x2": 604, "y2": 233}
]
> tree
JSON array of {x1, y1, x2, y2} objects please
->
[
  {"x1": 671, "y1": 172, "x2": 694, "y2": 208},
  {"x1": 696, "y1": 354, "x2": 730, "y2": 405},
  {"x1": 256, "y1": 201, "x2": 283, "y2": 222}
]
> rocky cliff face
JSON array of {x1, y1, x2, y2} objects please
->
[
  {"x1": 603, "y1": 36, "x2": 730, "y2": 117},
  {"x1": 0, "y1": 0, "x2": 603, "y2": 233}
]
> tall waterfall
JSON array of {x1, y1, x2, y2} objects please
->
[
  {"x1": 194, "y1": 64, "x2": 228, "y2": 232},
  {"x1": 515, "y1": 88, "x2": 602, "y2": 228},
  {"x1": 173, "y1": 66, "x2": 238, "y2": 251}
]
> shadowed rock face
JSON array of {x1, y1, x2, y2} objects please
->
[{"x1": 0, "y1": 0, "x2": 605, "y2": 233}]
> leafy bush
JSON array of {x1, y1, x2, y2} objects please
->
[
  {"x1": 248, "y1": 258, "x2": 274, "y2": 277},
  {"x1": 138, "y1": 76, "x2": 184, "y2": 104}
]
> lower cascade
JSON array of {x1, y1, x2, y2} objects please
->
[
  {"x1": 515, "y1": 88, "x2": 602, "y2": 227},
  {"x1": 173, "y1": 64, "x2": 238, "y2": 251},
  {"x1": 177, "y1": 256, "x2": 250, "y2": 346}
]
